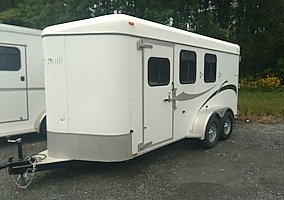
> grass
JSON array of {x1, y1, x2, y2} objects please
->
[{"x1": 238, "y1": 90, "x2": 284, "y2": 124}]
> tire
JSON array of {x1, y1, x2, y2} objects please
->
[
  {"x1": 200, "y1": 116, "x2": 220, "y2": 149},
  {"x1": 219, "y1": 111, "x2": 234, "y2": 140}
]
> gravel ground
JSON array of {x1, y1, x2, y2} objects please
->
[{"x1": 0, "y1": 121, "x2": 283, "y2": 200}]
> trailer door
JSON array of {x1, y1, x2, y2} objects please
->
[
  {"x1": 0, "y1": 44, "x2": 28, "y2": 123},
  {"x1": 142, "y1": 41, "x2": 174, "y2": 146}
]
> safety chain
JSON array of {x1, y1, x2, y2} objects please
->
[{"x1": 11, "y1": 154, "x2": 46, "y2": 189}]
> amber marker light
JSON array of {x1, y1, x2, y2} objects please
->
[{"x1": 128, "y1": 21, "x2": 135, "y2": 26}]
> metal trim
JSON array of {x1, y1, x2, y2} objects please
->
[
  {"x1": 0, "y1": 42, "x2": 27, "y2": 47},
  {"x1": 50, "y1": 131, "x2": 132, "y2": 137},
  {"x1": 137, "y1": 40, "x2": 153, "y2": 50},
  {"x1": 24, "y1": 46, "x2": 29, "y2": 121},
  {"x1": 35, "y1": 111, "x2": 47, "y2": 133},
  {"x1": 142, "y1": 39, "x2": 175, "y2": 48},
  {"x1": 139, "y1": 137, "x2": 173, "y2": 151},
  {"x1": 0, "y1": 87, "x2": 45, "y2": 91},
  {"x1": 138, "y1": 141, "x2": 152, "y2": 151},
  {"x1": 141, "y1": 39, "x2": 145, "y2": 145},
  {"x1": 47, "y1": 131, "x2": 133, "y2": 162},
  {"x1": 0, "y1": 119, "x2": 29, "y2": 124}
]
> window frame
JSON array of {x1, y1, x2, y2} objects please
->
[
  {"x1": 0, "y1": 46, "x2": 21, "y2": 71},
  {"x1": 204, "y1": 53, "x2": 217, "y2": 83},
  {"x1": 179, "y1": 50, "x2": 197, "y2": 84},
  {"x1": 148, "y1": 56, "x2": 170, "y2": 87}
]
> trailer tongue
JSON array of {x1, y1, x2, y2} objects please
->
[{"x1": 0, "y1": 138, "x2": 71, "y2": 189}]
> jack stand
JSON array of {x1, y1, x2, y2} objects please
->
[{"x1": 8, "y1": 138, "x2": 23, "y2": 160}]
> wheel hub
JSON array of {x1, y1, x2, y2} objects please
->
[
  {"x1": 224, "y1": 118, "x2": 232, "y2": 135},
  {"x1": 208, "y1": 124, "x2": 217, "y2": 142}
]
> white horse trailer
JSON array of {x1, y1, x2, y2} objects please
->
[
  {"x1": 41, "y1": 14, "x2": 239, "y2": 162},
  {"x1": 0, "y1": 24, "x2": 46, "y2": 137}
]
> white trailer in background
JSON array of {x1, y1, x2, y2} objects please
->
[
  {"x1": 0, "y1": 24, "x2": 46, "y2": 137},
  {"x1": 41, "y1": 14, "x2": 240, "y2": 162}
]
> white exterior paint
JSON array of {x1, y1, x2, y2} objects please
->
[
  {"x1": 0, "y1": 24, "x2": 45, "y2": 137},
  {"x1": 42, "y1": 14, "x2": 240, "y2": 162},
  {"x1": 143, "y1": 44, "x2": 173, "y2": 145}
]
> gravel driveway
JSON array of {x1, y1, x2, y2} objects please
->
[{"x1": 0, "y1": 121, "x2": 283, "y2": 200}]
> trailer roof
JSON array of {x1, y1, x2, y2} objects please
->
[
  {"x1": 42, "y1": 14, "x2": 240, "y2": 55},
  {"x1": 0, "y1": 23, "x2": 41, "y2": 36}
]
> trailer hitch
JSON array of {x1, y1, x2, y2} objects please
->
[
  {"x1": 0, "y1": 138, "x2": 38, "y2": 188},
  {"x1": 0, "y1": 138, "x2": 34, "y2": 173},
  {"x1": 6, "y1": 138, "x2": 36, "y2": 174},
  {"x1": 2, "y1": 138, "x2": 71, "y2": 188},
  {"x1": 0, "y1": 162, "x2": 9, "y2": 170},
  {"x1": 0, "y1": 138, "x2": 25, "y2": 172}
]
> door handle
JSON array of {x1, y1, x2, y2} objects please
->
[
  {"x1": 164, "y1": 95, "x2": 176, "y2": 102},
  {"x1": 164, "y1": 95, "x2": 172, "y2": 102},
  {"x1": 164, "y1": 87, "x2": 177, "y2": 109},
  {"x1": 20, "y1": 76, "x2": 25, "y2": 81}
]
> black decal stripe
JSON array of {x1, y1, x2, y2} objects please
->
[
  {"x1": 198, "y1": 91, "x2": 218, "y2": 112},
  {"x1": 219, "y1": 84, "x2": 237, "y2": 94},
  {"x1": 198, "y1": 84, "x2": 237, "y2": 112}
]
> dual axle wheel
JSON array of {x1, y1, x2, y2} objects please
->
[{"x1": 200, "y1": 111, "x2": 234, "y2": 149}]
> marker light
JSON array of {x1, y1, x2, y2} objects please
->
[{"x1": 128, "y1": 21, "x2": 135, "y2": 26}]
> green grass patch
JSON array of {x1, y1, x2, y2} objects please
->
[{"x1": 238, "y1": 90, "x2": 284, "y2": 123}]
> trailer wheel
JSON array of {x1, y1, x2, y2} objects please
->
[
  {"x1": 200, "y1": 116, "x2": 220, "y2": 149},
  {"x1": 219, "y1": 111, "x2": 234, "y2": 140}
]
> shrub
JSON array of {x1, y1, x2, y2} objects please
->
[{"x1": 240, "y1": 75, "x2": 282, "y2": 92}]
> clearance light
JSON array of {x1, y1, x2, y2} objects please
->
[{"x1": 128, "y1": 21, "x2": 135, "y2": 26}]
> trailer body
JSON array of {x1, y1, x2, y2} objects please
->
[
  {"x1": 42, "y1": 14, "x2": 240, "y2": 162},
  {"x1": 0, "y1": 24, "x2": 46, "y2": 137}
]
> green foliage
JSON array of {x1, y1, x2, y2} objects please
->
[
  {"x1": 1, "y1": 0, "x2": 284, "y2": 80},
  {"x1": 240, "y1": 76, "x2": 283, "y2": 92},
  {"x1": 238, "y1": 91, "x2": 284, "y2": 120},
  {"x1": 234, "y1": 0, "x2": 284, "y2": 77},
  {"x1": 0, "y1": 0, "x2": 21, "y2": 12},
  {"x1": 276, "y1": 58, "x2": 284, "y2": 80},
  {"x1": 0, "y1": 0, "x2": 94, "y2": 29}
]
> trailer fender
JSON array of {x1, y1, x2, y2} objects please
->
[
  {"x1": 34, "y1": 111, "x2": 47, "y2": 133},
  {"x1": 191, "y1": 107, "x2": 231, "y2": 140}
]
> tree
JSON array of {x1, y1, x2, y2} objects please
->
[
  {"x1": 234, "y1": 0, "x2": 284, "y2": 77},
  {"x1": 0, "y1": 0, "x2": 95, "y2": 29},
  {"x1": 1, "y1": 0, "x2": 284, "y2": 79},
  {"x1": 0, "y1": 0, "x2": 20, "y2": 12}
]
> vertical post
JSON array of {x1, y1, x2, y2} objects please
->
[
  {"x1": 17, "y1": 138, "x2": 23, "y2": 160},
  {"x1": 8, "y1": 138, "x2": 23, "y2": 160}
]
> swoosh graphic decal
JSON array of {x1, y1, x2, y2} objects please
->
[
  {"x1": 175, "y1": 85, "x2": 216, "y2": 101},
  {"x1": 198, "y1": 84, "x2": 237, "y2": 112},
  {"x1": 219, "y1": 84, "x2": 237, "y2": 94}
]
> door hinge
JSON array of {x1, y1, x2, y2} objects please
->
[
  {"x1": 172, "y1": 87, "x2": 177, "y2": 110},
  {"x1": 137, "y1": 40, "x2": 153, "y2": 50},
  {"x1": 138, "y1": 142, "x2": 153, "y2": 151}
]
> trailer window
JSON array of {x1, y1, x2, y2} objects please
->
[
  {"x1": 180, "y1": 50, "x2": 196, "y2": 84},
  {"x1": 148, "y1": 57, "x2": 170, "y2": 86},
  {"x1": 204, "y1": 54, "x2": 217, "y2": 83},
  {"x1": 0, "y1": 46, "x2": 21, "y2": 71}
]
